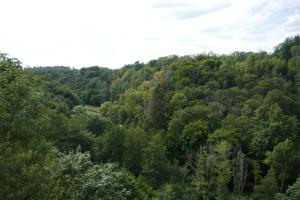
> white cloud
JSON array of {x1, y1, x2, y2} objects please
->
[
  {"x1": 285, "y1": 14, "x2": 300, "y2": 32},
  {"x1": 153, "y1": 0, "x2": 231, "y2": 20},
  {"x1": 0, "y1": 0, "x2": 299, "y2": 68}
]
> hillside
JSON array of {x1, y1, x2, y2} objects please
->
[{"x1": 1, "y1": 36, "x2": 300, "y2": 199}]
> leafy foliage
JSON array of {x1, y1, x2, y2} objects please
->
[{"x1": 1, "y1": 35, "x2": 300, "y2": 199}]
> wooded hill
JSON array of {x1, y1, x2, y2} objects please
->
[{"x1": 1, "y1": 36, "x2": 300, "y2": 199}]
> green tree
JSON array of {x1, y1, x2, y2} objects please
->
[
  {"x1": 192, "y1": 142, "x2": 231, "y2": 200},
  {"x1": 141, "y1": 134, "x2": 169, "y2": 188},
  {"x1": 170, "y1": 92, "x2": 187, "y2": 111},
  {"x1": 265, "y1": 139, "x2": 297, "y2": 191},
  {"x1": 232, "y1": 149, "x2": 249, "y2": 196},
  {"x1": 252, "y1": 168, "x2": 278, "y2": 200},
  {"x1": 48, "y1": 148, "x2": 147, "y2": 200},
  {"x1": 180, "y1": 120, "x2": 209, "y2": 152},
  {"x1": 79, "y1": 164, "x2": 146, "y2": 200},
  {"x1": 123, "y1": 128, "x2": 145, "y2": 175},
  {"x1": 276, "y1": 177, "x2": 300, "y2": 200},
  {"x1": 147, "y1": 86, "x2": 166, "y2": 129},
  {"x1": 47, "y1": 148, "x2": 92, "y2": 200},
  {"x1": 97, "y1": 126, "x2": 126, "y2": 163},
  {"x1": 86, "y1": 115, "x2": 111, "y2": 136},
  {"x1": 0, "y1": 53, "x2": 53, "y2": 199}
]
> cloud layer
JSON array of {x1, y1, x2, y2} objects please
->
[{"x1": 0, "y1": 0, "x2": 299, "y2": 68}]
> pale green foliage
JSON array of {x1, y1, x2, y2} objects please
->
[
  {"x1": 265, "y1": 139, "x2": 296, "y2": 191},
  {"x1": 192, "y1": 142, "x2": 231, "y2": 200},
  {"x1": 79, "y1": 164, "x2": 142, "y2": 200},
  {"x1": 286, "y1": 178, "x2": 300, "y2": 199},
  {"x1": 214, "y1": 141, "x2": 232, "y2": 199},
  {"x1": 232, "y1": 149, "x2": 249, "y2": 196},
  {"x1": 48, "y1": 148, "x2": 145, "y2": 200},
  {"x1": 48, "y1": 148, "x2": 92, "y2": 199}
]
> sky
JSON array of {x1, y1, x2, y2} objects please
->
[{"x1": 0, "y1": 0, "x2": 300, "y2": 69}]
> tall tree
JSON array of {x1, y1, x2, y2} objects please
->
[
  {"x1": 141, "y1": 134, "x2": 169, "y2": 188},
  {"x1": 252, "y1": 168, "x2": 278, "y2": 200},
  {"x1": 147, "y1": 86, "x2": 166, "y2": 129},
  {"x1": 265, "y1": 139, "x2": 297, "y2": 192},
  {"x1": 192, "y1": 142, "x2": 231, "y2": 200},
  {"x1": 232, "y1": 149, "x2": 249, "y2": 196},
  {"x1": 0, "y1": 53, "x2": 52, "y2": 199}
]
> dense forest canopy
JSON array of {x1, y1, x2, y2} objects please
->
[{"x1": 1, "y1": 35, "x2": 300, "y2": 199}]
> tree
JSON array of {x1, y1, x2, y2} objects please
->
[
  {"x1": 79, "y1": 164, "x2": 146, "y2": 200},
  {"x1": 123, "y1": 128, "x2": 145, "y2": 175},
  {"x1": 175, "y1": 57, "x2": 201, "y2": 86},
  {"x1": 55, "y1": 111, "x2": 97, "y2": 158},
  {"x1": 158, "y1": 184, "x2": 198, "y2": 200},
  {"x1": 167, "y1": 104, "x2": 211, "y2": 161},
  {"x1": 86, "y1": 115, "x2": 111, "y2": 136},
  {"x1": 265, "y1": 139, "x2": 297, "y2": 191},
  {"x1": 97, "y1": 126, "x2": 126, "y2": 163},
  {"x1": 47, "y1": 148, "x2": 92, "y2": 200},
  {"x1": 274, "y1": 35, "x2": 300, "y2": 60},
  {"x1": 232, "y1": 149, "x2": 249, "y2": 196},
  {"x1": 192, "y1": 142, "x2": 231, "y2": 200},
  {"x1": 141, "y1": 134, "x2": 169, "y2": 188},
  {"x1": 276, "y1": 177, "x2": 300, "y2": 200},
  {"x1": 48, "y1": 148, "x2": 147, "y2": 200},
  {"x1": 0, "y1": 54, "x2": 53, "y2": 199},
  {"x1": 147, "y1": 86, "x2": 166, "y2": 129},
  {"x1": 252, "y1": 168, "x2": 278, "y2": 200},
  {"x1": 180, "y1": 120, "x2": 209, "y2": 152},
  {"x1": 170, "y1": 92, "x2": 187, "y2": 111}
]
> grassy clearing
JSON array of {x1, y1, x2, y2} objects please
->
[{"x1": 84, "y1": 105, "x2": 101, "y2": 115}]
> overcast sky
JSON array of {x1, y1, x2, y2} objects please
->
[{"x1": 0, "y1": 0, "x2": 300, "y2": 68}]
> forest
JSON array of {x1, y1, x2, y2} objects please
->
[{"x1": 1, "y1": 35, "x2": 300, "y2": 200}]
